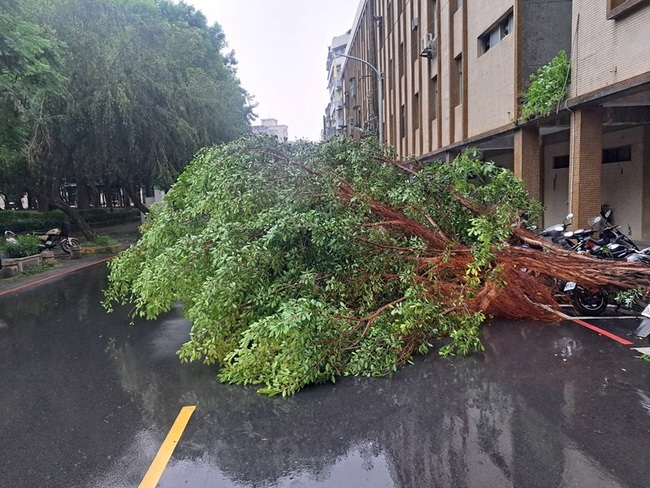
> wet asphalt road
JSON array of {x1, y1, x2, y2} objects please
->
[{"x1": 0, "y1": 264, "x2": 649, "y2": 488}]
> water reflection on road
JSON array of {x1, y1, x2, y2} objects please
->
[{"x1": 0, "y1": 265, "x2": 648, "y2": 488}]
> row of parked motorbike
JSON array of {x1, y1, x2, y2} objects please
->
[{"x1": 536, "y1": 207, "x2": 650, "y2": 339}]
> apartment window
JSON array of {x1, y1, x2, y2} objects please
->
[
  {"x1": 603, "y1": 145, "x2": 632, "y2": 163},
  {"x1": 400, "y1": 104, "x2": 406, "y2": 138},
  {"x1": 430, "y1": 75, "x2": 438, "y2": 120},
  {"x1": 349, "y1": 77, "x2": 357, "y2": 99},
  {"x1": 480, "y1": 11, "x2": 514, "y2": 55},
  {"x1": 353, "y1": 105, "x2": 361, "y2": 128},
  {"x1": 413, "y1": 93, "x2": 420, "y2": 131},
  {"x1": 456, "y1": 55, "x2": 463, "y2": 106},
  {"x1": 431, "y1": 0, "x2": 437, "y2": 38},
  {"x1": 607, "y1": 0, "x2": 650, "y2": 20},
  {"x1": 456, "y1": 0, "x2": 462, "y2": 11}
]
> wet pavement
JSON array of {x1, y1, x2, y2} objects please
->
[{"x1": 0, "y1": 264, "x2": 649, "y2": 488}]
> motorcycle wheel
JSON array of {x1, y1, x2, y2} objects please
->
[
  {"x1": 572, "y1": 288, "x2": 608, "y2": 316},
  {"x1": 60, "y1": 238, "x2": 80, "y2": 254}
]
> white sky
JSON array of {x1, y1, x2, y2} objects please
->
[{"x1": 185, "y1": 0, "x2": 361, "y2": 141}]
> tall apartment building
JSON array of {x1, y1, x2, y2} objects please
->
[
  {"x1": 337, "y1": 0, "x2": 650, "y2": 241},
  {"x1": 323, "y1": 31, "x2": 351, "y2": 139},
  {"x1": 251, "y1": 118, "x2": 289, "y2": 142}
]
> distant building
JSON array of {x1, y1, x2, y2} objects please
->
[
  {"x1": 323, "y1": 30, "x2": 351, "y2": 140},
  {"x1": 252, "y1": 118, "x2": 288, "y2": 142}
]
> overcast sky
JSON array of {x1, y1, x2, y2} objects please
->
[{"x1": 184, "y1": 0, "x2": 361, "y2": 141}]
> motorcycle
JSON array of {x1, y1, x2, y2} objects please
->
[
  {"x1": 34, "y1": 228, "x2": 80, "y2": 254},
  {"x1": 561, "y1": 212, "x2": 650, "y2": 319},
  {"x1": 539, "y1": 212, "x2": 575, "y2": 248}
]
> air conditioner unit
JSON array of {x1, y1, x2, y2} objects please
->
[{"x1": 420, "y1": 33, "x2": 437, "y2": 59}]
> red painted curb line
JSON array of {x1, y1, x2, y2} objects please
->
[
  {"x1": 0, "y1": 257, "x2": 112, "y2": 298},
  {"x1": 539, "y1": 303, "x2": 635, "y2": 346},
  {"x1": 569, "y1": 317, "x2": 634, "y2": 346}
]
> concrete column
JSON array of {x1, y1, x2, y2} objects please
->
[
  {"x1": 513, "y1": 125, "x2": 542, "y2": 201},
  {"x1": 643, "y1": 125, "x2": 650, "y2": 242},
  {"x1": 569, "y1": 106, "x2": 603, "y2": 231}
]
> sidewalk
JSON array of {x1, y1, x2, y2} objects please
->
[{"x1": 0, "y1": 221, "x2": 141, "y2": 296}]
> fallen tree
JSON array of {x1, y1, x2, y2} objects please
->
[{"x1": 103, "y1": 136, "x2": 650, "y2": 395}]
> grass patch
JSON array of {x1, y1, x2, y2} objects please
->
[
  {"x1": 22, "y1": 262, "x2": 57, "y2": 276},
  {"x1": 84, "y1": 235, "x2": 118, "y2": 247}
]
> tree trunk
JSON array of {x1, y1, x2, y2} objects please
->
[
  {"x1": 123, "y1": 181, "x2": 150, "y2": 214},
  {"x1": 75, "y1": 178, "x2": 90, "y2": 209},
  {"x1": 48, "y1": 198, "x2": 97, "y2": 241}
]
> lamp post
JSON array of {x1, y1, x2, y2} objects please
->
[{"x1": 335, "y1": 53, "x2": 384, "y2": 146}]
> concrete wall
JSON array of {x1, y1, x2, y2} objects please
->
[
  {"x1": 521, "y1": 0, "x2": 573, "y2": 81},
  {"x1": 570, "y1": 0, "x2": 650, "y2": 98},
  {"x1": 600, "y1": 127, "x2": 644, "y2": 239},
  {"x1": 543, "y1": 126, "x2": 645, "y2": 239},
  {"x1": 466, "y1": 1, "x2": 516, "y2": 136}
]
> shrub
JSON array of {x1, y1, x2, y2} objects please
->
[
  {"x1": 0, "y1": 208, "x2": 140, "y2": 233},
  {"x1": 0, "y1": 235, "x2": 42, "y2": 258},
  {"x1": 520, "y1": 50, "x2": 570, "y2": 121}
]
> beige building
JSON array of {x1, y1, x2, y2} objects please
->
[
  {"x1": 252, "y1": 118, "x2": 289, "y2": 142},
  {"x1": 338, "y1": 0, "x2": 650, "y2": 240}
]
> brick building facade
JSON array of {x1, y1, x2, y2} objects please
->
[{"x1": 337, "y1": 0, "x2": 650, "y2": 240}]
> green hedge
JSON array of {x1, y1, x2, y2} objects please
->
[
  {"x1": 0, "y1": 235, "x2": 42, "y2": 258},
  {"x1": 0, "y1": 208, "x2": 140, "y2": 233}
]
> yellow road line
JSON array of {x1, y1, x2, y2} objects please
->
[{"x1": 139, "y1": 405, "x2": 196, "y2": 488}]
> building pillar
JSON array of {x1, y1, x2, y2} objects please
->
[
  {"x1": 513, "y1": 125, "x2": 542, "y2": 201},
  {"x1": 569, "y1": 106, "x2": 603, "y2": 230},
  {"x1": 642, "y1": 124, "x2": 650, "y2": 242}
]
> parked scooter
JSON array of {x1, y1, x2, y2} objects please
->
[
  {"x1": 562, "y1": 210, "x2": 650, "y2": 321},
  {"x1": 34, "y1": 228, "x2": 80, "y2": 254},
  {"x1": 539, "y1": 213, "x2": 574, "y2": 248}
]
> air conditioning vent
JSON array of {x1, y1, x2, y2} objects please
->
[{"x1": 420, "y1": 33, "x2": 437, "y2": 59}]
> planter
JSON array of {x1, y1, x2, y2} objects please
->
[
  {"x1": 81, "y1": 244, "x2": 128, "y2": 255},
  {"x1": 1, "y1": 254, "x2": 42, "y2": 278}
]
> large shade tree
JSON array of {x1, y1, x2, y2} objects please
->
[
  {"x1": 0, "y1": 0, "x2": 66, "y2": 207},
  {"x1": 2, "y1": 0, "x2": 253, "y2": 236}
]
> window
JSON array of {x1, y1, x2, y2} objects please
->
[
  {"x1": 607, "y1": 0, "x2": 650, "y2": 20},
  {"x1": 349, "y1": 77, "x2": 357, "y2": 99},
  {"x1": 400, "y1": 104, "x2": 406, "y2": 138},
  {"x1": 554, "y1": 155, "x2": 570, "y2": 169},
  {"x1": 413, "y1": 93, "x2": 420, "y2": 131},
  {"x1": 456, "y1": 55, "x2": 463, "y2": 106},
  {"x1": 480, "y1": 11, "x2": 514, "y2": 55},
  {"x1": 430, "y1": 75, "x2": 438, "y2": 120},
  {"x1": 431, "y1": 0, "x2": 437, "y2": 38},
  {"x1": 603, "y1": 145, "x2": 632, "y2": 163}
]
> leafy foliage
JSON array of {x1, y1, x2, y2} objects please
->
[
  {"x1": 520, "y1": 50, "x2": 570, "y2": 121},
  {"x1": 0, "y1": 234, "x2": 41, "y2": 257},
  {"x1": 104, "y1": 136, "x2": 543, "y2": 396},
  {"x1": 2, "y1": 0, "x2": 253, "y2": 235},
  {"x1": 0, "y1": 0, "x2": 66, "y2": 199}
]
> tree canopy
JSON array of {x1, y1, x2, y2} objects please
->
[
  {"x1": 1, "y1": 0, "x2": 253, "y2": 235},
  {"x1": 104, "y1": 136, "x2": 650, "y2": 396}
]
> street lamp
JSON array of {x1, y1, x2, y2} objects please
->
[{"x1": 335, "y1": 53, "x2": 384, "y2": 146}]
